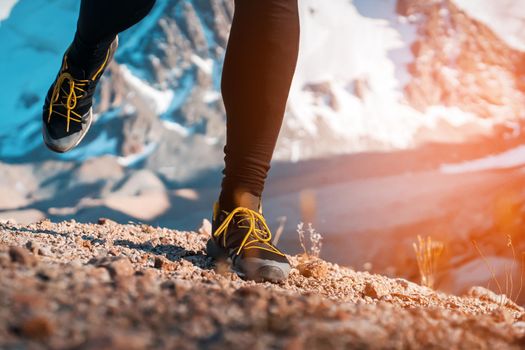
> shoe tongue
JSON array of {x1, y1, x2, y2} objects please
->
[
  {"x1": 235, "y1": 212, "x2": 269, "y2": 238},
  {"x1": 64, "y1": 58, "x2": 89, "y2": 80}
]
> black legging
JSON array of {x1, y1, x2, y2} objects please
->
[{"x1": 75, "y1": 0, "x2": 300, "y2": 209}]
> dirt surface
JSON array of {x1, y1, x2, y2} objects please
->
[{"x1": 1, "y1": 220, "x2": 525, "y2": 349}]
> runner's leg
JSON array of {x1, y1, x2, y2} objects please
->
[
  {"x1": 219, "y1": 0, "x2": 300, "y2": 211},
  {"x1": 70, "y1": 0, "x2": 156, "y2": 69}
]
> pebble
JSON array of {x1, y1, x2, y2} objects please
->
[
  {"x1": 154, "y1": 256, "x2": 174, "y2": 271},
  {"x1": 364, "y1": 281, "x2": 389, "y2": 299},
  {"x1": 98, "y1": 218, "x2": 108, "y2": 225},
  {"x1": 15, "y1": 316, "x2": 54, "y2": 340},
  {"x1": 38, "y1": 246, "x2": 53, "y2": 257},
  {"x1": 36, "y1": 268, "x2": 58, "y2": 281},
  {"x1": 107, "y1": 258, "x2": 135, "y2": 278},
  {"x1": 297, "y1": 259, "x2": 328, "y2": 279},
  {"x1": 9, "y1": 246, "x2": 37, "y2": 266},
  {"x1": 25, "y1": 241, "x2": 40, "y2": 255}
]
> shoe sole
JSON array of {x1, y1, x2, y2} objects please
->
[
  {"x1": 206, "y1": 238, "x2": 288, "y2": 283},
  {"x1": 43, "y1": 108, "x2": 93, "y2": 153},
  {"x1": 206, "y1": 238, "x2": 228, "y2": 260}
]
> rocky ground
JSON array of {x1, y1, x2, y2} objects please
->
[{"x1": 1, "y1": 220, "x2": 525, "y2": 349}]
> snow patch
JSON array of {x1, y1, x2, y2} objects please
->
[
  {"x1": 440, "y1": 145, "x2": 525, "y2": 174},
  {"x1": 191, "y1": 54, "x2": 214, "y2": 75},
  {"x1": 162, "y1": 120, "x2": 191, "y2": 137},
  {"x1": 119, "y1": 65, "x2": 174, "y2": 114}
]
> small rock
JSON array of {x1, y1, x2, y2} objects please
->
[
  {"x1": 98, "y1": 218, "x2": 111, "y2": 225},
  {"x1": 15, "y1": 316, "x2": 54, "y2": 340},
  {"x1": 106, "y1": 258, "x2": 135, "y2": 278},
  {"x1": 395, "y1": 278, "x2": 411, "y2": 289},
  {"x1": 297, "y1": 259, "x2": 328, "y2": 279},
  {"x1": 25, "y1": 241, "x2": 40, "y2": 255},
  {"x1": 36, "y1": 268, "x2": 58, "y2": 282},
  {"x1": 160, "y1": 280, "x2": 177, "y2": 291},
  {"x1": 82, "y1": 240, "x2": 92, "y2": 249},
  {"x1": 94, "y1": 248, "x2": 108, "y2": 256},
  {"x1": 38, "y1": 246, "x2": 53, "y2": 257},
  {"x1": 9, "y1": 246, "x2": 37, "y2": 266},
  {"x1": 108, "y1": 248, "x2": 119, "y2": 256},
  {"x1": 141, "y1": 224, "x2": 156, "y2": 234},
  {"x1": 37, "y1": 218, "x2": 53, "y2": 230},
  {"x1": 154, "y1": 256, "x2": 174, "y2": 271},
  {"x1": 364, "y1": 280, "x2": 389, "y2": 299}
]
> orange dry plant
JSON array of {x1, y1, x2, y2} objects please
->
[{"x1": 413, "y1": 235, "x2": 444, "y2": 289}]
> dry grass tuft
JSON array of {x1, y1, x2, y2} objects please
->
[
  {"x1": 472, "y1": 235, "x2": 525, "y2": 305},
  {"x1": 297, "y1": 222, "x2": 323, "y2": 259},
  {"x1": 413, "y1": 235, "x2": 444, "y2": 289},
  {"x1": 296, "y1": 222, "x2": 326, "y2": 278}
]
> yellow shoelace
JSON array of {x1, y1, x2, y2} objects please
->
[
  {"x1": 213, "y1": 207, "x2": 285, "y2": 257},
  {"x1": 48, "y1": 72, "x2": 88, "y2": 132}
]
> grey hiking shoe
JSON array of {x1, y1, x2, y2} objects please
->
[
  {"x1": 206, "y1": 202, "x2": 291, "y2": 283},
  {"x1": 42, "y1": 36, "x2": 118, "y2": 153}
]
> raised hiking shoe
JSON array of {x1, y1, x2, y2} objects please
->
[
  {"x1": 206, "y1": 202, "x2": 291, "y2": 283},
  {"x1": 42, "y1": 36, "x2": 118, "y2": 153}
]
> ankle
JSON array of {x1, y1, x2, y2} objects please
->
[
  {"x1": 219, "y1": 189, "x2": 261, "y2": 212},
  {"x1": 68, "y1": 32, "x2": 114, "y2": 76}
]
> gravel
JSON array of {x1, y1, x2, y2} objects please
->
[{"x1": 0, "y1": 219, "x2": 524, "y2": 349}]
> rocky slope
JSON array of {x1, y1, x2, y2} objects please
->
[{"x1": 1, "y1": 220, "x2": 525, "y2": 349}]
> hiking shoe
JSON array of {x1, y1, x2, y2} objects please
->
[
  {"x1": 206, "y1": 202, "x2": 291, "y2": 283},
  {"x1": 42, "y1": 36, "x2": 118, "y2": 153}
]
